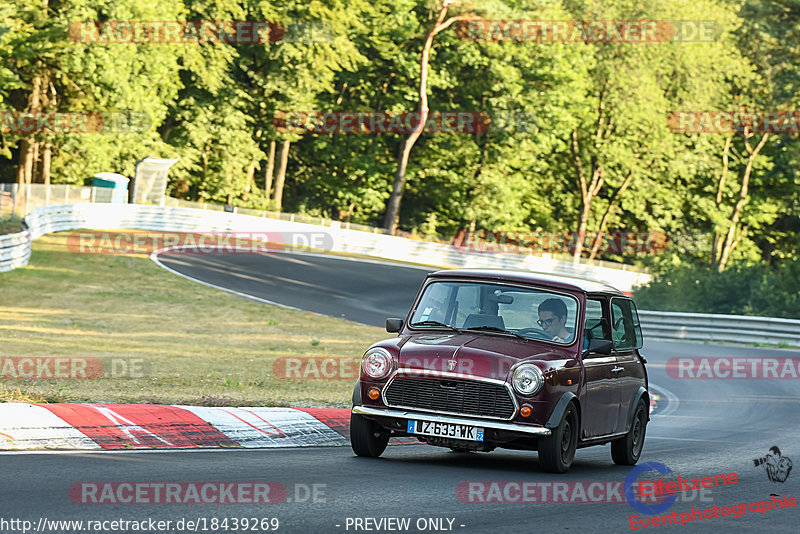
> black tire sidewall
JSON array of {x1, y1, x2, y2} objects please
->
[
  {"x1": 350, "y1": 412, "x2": 389, "y2": 457},
  {"x1": 539, "y1": 403, "x2": 578, "y2": 472},
  {"x1": 612, "y1": 398, "x2": 647, "y2": 465}
]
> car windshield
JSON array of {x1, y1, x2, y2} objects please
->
[{"x1": 409, "y1": 281, "x2": 580, "y2": 345}]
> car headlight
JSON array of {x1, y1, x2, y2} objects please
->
[
  {"x1": 362, "y1": 348, "x2": 392, "y2": 379},
  {"x1": 512, "y1": 364, "x2": 544, "y2": 396}
]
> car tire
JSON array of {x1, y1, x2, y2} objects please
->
[
  {"x1": 611, "y1": 398, "x2": 648, "y2": 465},
  {"x1": 538, "y1": 403, "x2": 578, "y2": 473},
  {"x1": 350, "y1": 413, "x2": 390, "y2": 457}
]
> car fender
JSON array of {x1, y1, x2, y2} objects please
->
[
  {"x1": 545, "y1": 392, "x2": 578, "y2": 429},
  {"x1": 352, "y1": 379, "x2": 362, "y2": 406},
  {"x1": 624, "y1": 386, "x2": 650, "y2": 432}
]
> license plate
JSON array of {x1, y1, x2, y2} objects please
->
[{"x1": 407, "y1": 420, "x2": 484, "y2": 442}]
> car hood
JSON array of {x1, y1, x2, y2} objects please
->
[{"x1": 393, "y1": 332, "x2": 572, "y2": 381}]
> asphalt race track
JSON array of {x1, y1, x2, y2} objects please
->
[
  {"x1": 3, "y1": 250, "x2": 798, "y2": 533},
  {"x1": 153, "y1": 250, "x2": 433, "y2": 326}
]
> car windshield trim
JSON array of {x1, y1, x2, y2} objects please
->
[
  {"x1": 409, "y1": 320, "x2": 463, "y2": 332},
  {"x1": 407, "y1": 278, "x2": 581, "y2": 347}
]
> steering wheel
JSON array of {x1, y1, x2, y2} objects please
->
[{"x1": 514, "y1": 327, "x2": 550, "y2": 339}]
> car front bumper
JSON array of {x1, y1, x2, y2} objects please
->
[{"x1": 352, "y1": 405, "x2": 552, "y2": 437}]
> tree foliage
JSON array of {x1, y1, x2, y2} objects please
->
[{"x1": 0, "y1": 0, "x2": 798, "y2": 315}]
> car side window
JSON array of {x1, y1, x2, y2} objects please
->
[
  {"x1": 584, "y1": 299, "x2": 610, "y2": 349},
  {"x1": 611, "y1": 298, "x2": 643, "y2": 350}
]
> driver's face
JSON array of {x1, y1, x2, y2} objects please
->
[{"x1": 538, "y1": 311, "x2": 565, "y2": 336}]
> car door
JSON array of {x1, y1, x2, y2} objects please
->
[
  {"x1": 610, "y1": 298, "x2": 646, "y2": 434},
  {"x1": 580, "y1": 298, "x2": 619, "y2": 438}
]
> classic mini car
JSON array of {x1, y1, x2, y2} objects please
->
[{"x1": 349, "y1": 269, "x2": 649, "y2": 473}]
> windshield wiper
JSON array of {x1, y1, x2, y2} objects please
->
[
  {"x1": 462, "y1": 325, "x2": 527, "y2": 340},
  {"x1": 410, "y1": 320, "x2": 462, "y2": 332}
]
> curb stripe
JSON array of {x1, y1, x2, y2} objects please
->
[
  {"x1": 0, "y1": 403, "x2": 101, "y2": 450},
  {"x1": 178, "y1": 406, "x2": 349, "y2": 448},
  {"x1": 39, "y1": 404, "x2": 239, "y2": 449},
  {"x1": 0, "y1": 403, "x2": 352, "y2": 450}
]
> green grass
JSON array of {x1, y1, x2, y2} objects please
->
[
  {"x1": 0, "y1": 233, "x2": 386, "y2": 406},
  {"x1": 0, "y1": 216, "x2": 23, "y2": 235}
]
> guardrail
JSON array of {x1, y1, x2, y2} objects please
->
[
  {"x1": 638, "y1": 311, "x2": 800, "y2": 347},
  {"x1": 3, "y1": 203, "x2": 799, "y2": 347},
  {"x1": 2, "y1": 203, "x2": 652, "y2": 291},
  {"x1": 0, "y1": 229, "x2": 30, "y2": 272}
]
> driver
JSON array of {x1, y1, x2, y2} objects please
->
[{"x1": 538, "y1": 298, "x2": 573, "y2": 343}]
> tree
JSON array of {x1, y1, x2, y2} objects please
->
[
  {"x1": 559, "y1": 0, "x2": 750, "y2": 264},
  {"x1": 383, "y1": 0, "x2": 480, "y2": 232},
  {"x1": 1, "y1": 0, "x2": 184, "y2": 186}
]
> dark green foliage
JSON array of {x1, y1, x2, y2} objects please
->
[
  {"x1": 0, "y1": 0, "x2": 798, "y2": 317},
  {"x1": 634, "y1": 261, "x2": 800, "y2": 318}
]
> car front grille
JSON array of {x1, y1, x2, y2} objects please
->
[{"x1": 384, "y1": 376, "x2": 516, "y2": 420}]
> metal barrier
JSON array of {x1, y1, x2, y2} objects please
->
[
  {"x1": 638, "y1": 311, "x2": 800, "y2": 347},
  {"x1": 2, "y1": 203, "x2": 798, "y2": 347},
  {"x1": 0, "y1": 229, "x2": 30, "y2": 272},
  {"x1": 2, "y1": 203, "x2": 652, "y2": 291}
]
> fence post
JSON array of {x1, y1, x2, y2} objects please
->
[
  {"x1": 11, "y1": 183, "x2": 17, "y2": 218},
  {"x1": 24, "y1": 183, "x2": 31, "y2": 215}
]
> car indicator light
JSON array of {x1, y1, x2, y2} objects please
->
[
  {"x1": 368, "y1": 388, "x2": 380, "y2": 400},
  {"x1": 520, "y1": 405, "x2": 532, "y2": 417}
]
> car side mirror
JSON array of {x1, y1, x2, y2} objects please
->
[
  {"x1": 583, "y1": 338, "x2": 613, "y2": 357},
  {"x1": 386, "y1": 318, "x2": 403, "y2": 333}
]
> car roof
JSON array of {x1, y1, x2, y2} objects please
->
[{"x1": 427, "y1": 269, "x2": 626, "y2": 296}]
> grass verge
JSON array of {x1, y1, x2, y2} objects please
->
[
  {"x1": 0, "y1": 215, "x2": 23, "y2": 235},
  {"x1": 0, "y1": 233, "x2": 385, "y2": 406}
]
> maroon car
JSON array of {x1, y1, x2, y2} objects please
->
[{"x1": 350, "y1": 269, "x2": 649, "y2": 473}]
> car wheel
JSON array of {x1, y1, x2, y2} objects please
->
[
  {"x1": 538, "y1": 403, "x2": 578, "y2": 473},
  {"x1": 350, "y1": 413, "x2": 390, "y2": 457},
  {"x1": 611, "y1": 398, "x2": 648, "y2": 465}
]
